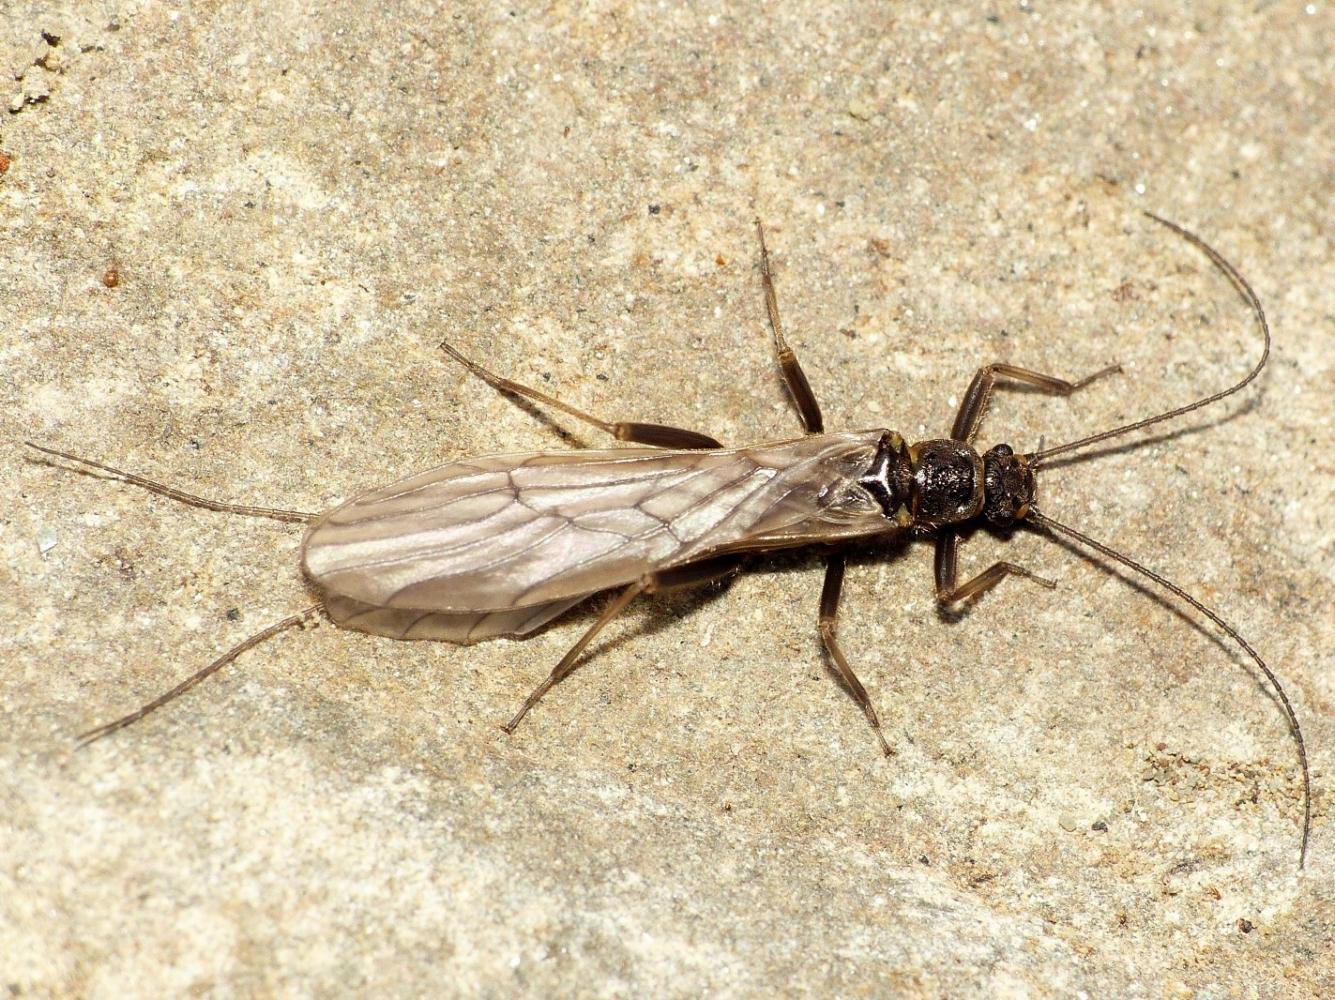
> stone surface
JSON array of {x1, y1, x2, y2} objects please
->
[{"x1": 3, "y1": 2, "x2": 1331, "y2": 996}]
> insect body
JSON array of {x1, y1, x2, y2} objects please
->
[{"x1": 30, "y1": 212, "x2": 1310, "y2": 867}]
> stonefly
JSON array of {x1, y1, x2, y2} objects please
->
[{"x1": 29, "y1": 211, "x2": 1309, "y2": 868}]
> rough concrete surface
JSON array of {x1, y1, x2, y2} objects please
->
[{"x1": 3, "y1": 2, "x2": 1332, "y2": 996}]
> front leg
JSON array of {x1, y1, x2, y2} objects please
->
[
  {"x1": 951, "y1": 362, "x2": 1121, "y2": 443},
  {"x1": 934, "y1": 529, "x2": 1056, "y2": 606}
]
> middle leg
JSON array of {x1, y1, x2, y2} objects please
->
[
  {"x1": 755, "y1": 221, "x2": 825, "y2": 434},
  {"x1": 817, "y1": 552, "x2": 892, "y2": 756}
]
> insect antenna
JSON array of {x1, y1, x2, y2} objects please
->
[
  {"x1": 1028, "y1": 508, "x2": 1310, "y2": 868},
  {"x1": 75, "y1": 604, "x2": 326, "y2": 747},
  {"x1": 1027, "y1": 211, "x2": 1268, "y2": 469},
  {"x1": 24, "y1": 442, "x2": 318, "y2": 523}
]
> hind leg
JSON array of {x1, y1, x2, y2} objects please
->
[{"x1": 441, "y1": 342, "x2": 722, "y2": 449}]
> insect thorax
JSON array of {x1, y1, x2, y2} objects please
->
[
  {"x1": 858, "y1": 432, "x2": 982, "y2": 527},
  {"x1": 856, "y1": 431, "x2": 915, "y2": 526},
  {"x1": 905, "y1": 438, "x2": 985, "y2": 525},
  {"x1": 858, "y1": 434, "x2": 1036, "y2": 529}
]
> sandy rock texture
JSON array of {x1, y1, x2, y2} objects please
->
[{"x1": 3, "y1": 1, "x2": 1331, "y2": 996}]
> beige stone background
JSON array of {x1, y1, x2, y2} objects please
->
[{"x1": 3, "y1": 1, "x2": 1332, "y2": 996}]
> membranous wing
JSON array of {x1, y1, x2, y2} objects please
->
[{"x1": 303, "y1": 430, "x2": 892, "y2": 640}]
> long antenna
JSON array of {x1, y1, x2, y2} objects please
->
[
  {"x1": 1029, "y1": 508, "x2": 1310, "y2": 868},
  {"x1": 1028, "y1": 212, "x2": 1268, "y2": 467}
]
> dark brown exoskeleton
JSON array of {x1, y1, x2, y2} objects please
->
[{"x1": 28, "y1": 212, "x2": 1310, "y2": 867}]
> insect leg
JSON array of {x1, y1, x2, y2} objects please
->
[
  {"x1": 817, "y1": 552, "x2": 892, "y2": 756},
  {"x1": 951, "y1": 362, "x2": 1122, "y2": 443},
  {"x1": 755, "y1": 221, "x2": 824, "y2": 434},
  {"x1": 934, "y1": 529, "x2": 1056, "y2": 605},
  {"x1": 440, "y1": 343, "x2": 721, "y2": 449},
  {"x1": 502, "y1": 556, "x2": 744, "y2": 733}
]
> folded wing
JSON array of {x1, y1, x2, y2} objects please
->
[{"x1": 302, "y1": 431, "x2": 889, "y2": 624}]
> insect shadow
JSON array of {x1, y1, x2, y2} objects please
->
[
  {"x1": 1037, "y1": 392, "x2": 1262, "y2": 473},
  {"x1": 1039, "y1": 528, "x2": 1286, "y2": 710},
  {"x1": 27, "y1": 211, "x2": 1310, "y2": 868}
]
